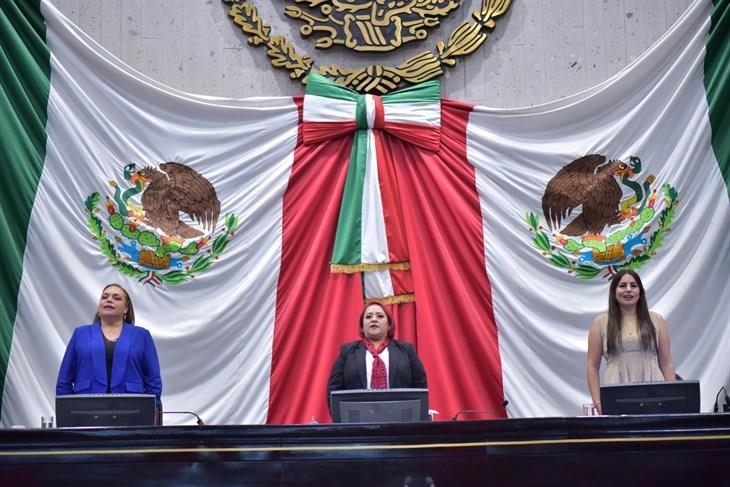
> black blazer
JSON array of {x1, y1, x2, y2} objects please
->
[{"x1": 326, "y1": 339, "x2": 427, "y2": 407}]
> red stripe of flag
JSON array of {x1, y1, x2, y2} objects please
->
[
  {"x1": 386, "y1": 100, "x2": 504, "y2": 419},
  {"x1": 383, "y1": 120, "x2": 440, "y2": 152},
  {"x1": 302, "y1": 120, "x2": 358, "y2": 145},
  {"x1": 373, "y1": 130, "x2": 409, "y2": 263},
  {"x1": 268, "y1": 98, "x2": 363, "y2": 424},
  {"x1": 268, "y1": 98, "x2": 504, "y2": 423}
]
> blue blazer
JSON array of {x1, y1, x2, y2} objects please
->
[{"x1": 56, "y1": 322, "x2": 162, "y2": 404}]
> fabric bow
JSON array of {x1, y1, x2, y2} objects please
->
[
  {"x1": 303, "y1": 72, "x2": 441, "y2": 150},
  {"x1": 302, "y1": 73, "x2": 441, "y2": 303}
]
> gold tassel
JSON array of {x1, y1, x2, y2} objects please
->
[
  {"x1": 364, "y1": 293, "x2": 415, "y2": 305},
  {"x1": 330, "y1": 261, "x2": 411, "y2": 274}
]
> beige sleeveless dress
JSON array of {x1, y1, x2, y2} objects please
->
[{"x1": 599, "y1": 313, "x2": 664, "y2": 384}]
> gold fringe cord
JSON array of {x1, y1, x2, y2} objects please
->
[
  {"x1": 364, "y1": 293, "x2": 415, "y2": 305},
  {"x1": 330, "y1": 261, "x2": 411, "y2": 274}
]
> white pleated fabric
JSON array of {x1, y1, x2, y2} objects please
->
[
  {"x1": 302, "y1": 94, "x2": 356, "y2": 122},
  {"x1": 361, "y1": 130, "x2": 390, "y2": 265},
  {"x1": 1, "y1": 0, "x2": 727, "y2": 428},
  {"x1": 361, "y1": 126, "x2": 395, "y2": 299},
  {"x1": 382, "y1": 101, "x2": 440, "y2": 127},
  {"x1": 469, "y1": 0, "x2": 729, "y2": 417},
  {"x1": 1, "y1": 1, "x2": 299, "y2": 426}
]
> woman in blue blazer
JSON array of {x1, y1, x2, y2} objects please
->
[{"x1": 56, "y1": 283, "x2": 162, "y2": 406}]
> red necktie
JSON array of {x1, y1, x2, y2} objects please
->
[{"x1": 364, "y1": 339, "x2": 389, "y2": 389}]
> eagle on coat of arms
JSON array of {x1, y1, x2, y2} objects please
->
[
  {"x1": 84, "y1": 161, "x2": 237, "y2": 287},
  {"x1": 526, "y1": 153, "x2": 679, "y2": 279},
  {"x1": 541, "y1": 154, "x2": 643, "y2": 237},
  {"x1": 135, "y1": 162, "x2": 220, "y2": 239}
]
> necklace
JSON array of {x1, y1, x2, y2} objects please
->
[
  {"x1": 623, "y1": 318, "x2": 638, "y2": 338},
  {"x1": 101, "y1": 324, "x2": 122, "y2": 342},
  {"x1": 103, "y1": 332, "x2": 120, "y2": 342}
]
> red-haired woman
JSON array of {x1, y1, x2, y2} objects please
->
[{"x1": 327, "y1": 302, "x2": 427, "y2": 407}]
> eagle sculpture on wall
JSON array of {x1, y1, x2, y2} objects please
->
[
  {"x1": 135, "y1": 162, "x2": 220, "y2": 239},
  {"x1": 542, "y1": 155, "x2": 642, "y2": 236}
]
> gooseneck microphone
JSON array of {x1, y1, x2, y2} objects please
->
[
  {"x1": 713, "y1": 387, "x2": 729, "y2": 413},
  {"x1": 451, "y1": 400, "x2": 509, "y2": 420},
  {"x1": 162, "y1": 410, "x2": 206, "y2": 426}
]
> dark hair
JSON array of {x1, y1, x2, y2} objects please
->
[
  {"x1": 93, "y1": 283, "x2": 136, "y2": 324},
  {"x1": 606, "y1": 270, "x2": 656, "y2": 354},
  {"x1": 358, "y1": 301, "x2": 395, "y2": 339}
]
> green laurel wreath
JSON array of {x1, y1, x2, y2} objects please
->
[
  {"x1": 612, "y1": 184, "x2": 678, "y2": 274},
  {"x1": 84, "y1": 192, "x2": 238, "y2": 287},
  {"x1": 525, "y1": 184, "x2": 678, "y2": 280}
]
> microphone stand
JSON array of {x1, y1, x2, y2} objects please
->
[
  {"x1": 714, "y1": 387, "x2": 730, "y2": 413},
  {"x1": 162, "y1": 410, "x2": 206, "y2": 426},
  {"x1": 452, "y1": 400, "x2": 509, "y2": 420}
]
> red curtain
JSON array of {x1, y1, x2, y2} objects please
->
[{"x1": 267, "y1": 98, "x2": 504, "y2": 424}]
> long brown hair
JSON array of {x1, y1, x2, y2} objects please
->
[
  {"x1": 92, "y1": 283, "x2": 136, "y2": 324},
  {"x1": 606, "y1": 270, "x2": 656, "y2": 354}
]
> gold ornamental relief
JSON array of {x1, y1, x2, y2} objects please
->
[
  {"x1": 285, "y1": 0, "x2": 461, "y2": 52},
  {"x1": 222, "y1": 0, "x2": 512, "y2": 94}
]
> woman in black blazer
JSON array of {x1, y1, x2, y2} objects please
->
[{"x1": 327, "y1": 302, "x2": 427, "y2": 408}]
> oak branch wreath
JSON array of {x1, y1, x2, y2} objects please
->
[{"x1": 222, "y1": 0, "x2": 512, "y2": 94}]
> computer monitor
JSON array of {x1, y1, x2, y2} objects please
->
[
  {"x1": 56, "y1": 394, "x2": 157, "y2": 427},
  {"x1": 330, "y1": 388, "x2": 429, "y2": 423},
  {"x1": 600, "y1": 380, "x2": 700, "y2": 415}
]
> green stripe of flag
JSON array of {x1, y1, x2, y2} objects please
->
[
  {"x1": 705, "y1": 0, "x2": 730, "y2": 196},
  {"x1": 305, "y1": 72, "x2": 359, "y2": 102},
  {"x1": 355, "y1": 97, "x2": 367, "y2": 130},
  {"x1": 331, "y1": 130, "x2": 368, "y2": 265},
  {"x1": 306, "y1": 72, "x2": 440, "y2": 105},
  {"x1": 0, "y1": 0, "x2": 51, "y2": 411},
  {"x1": 381, "y1": 80, "x2": 440, "y2": 104}
]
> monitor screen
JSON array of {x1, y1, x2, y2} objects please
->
[
  {"x1": 330, "y1": 388, "x2": 429, "y2": 423},
  {"x1": 600, "y1": 380, "x2": 700, "y2": 415},
  {"x1": 56, "y1": 394, "x2": 157, "y2": 427}
]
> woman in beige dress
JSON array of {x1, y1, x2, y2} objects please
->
[{"x1": 587, "y1": 270, "x2": 675, "y2": 414}]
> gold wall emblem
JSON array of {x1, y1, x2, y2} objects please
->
[
  {"x1": 222, "y1": 0, "x2": 512, "y2": 94},
  {"x1": 285, "y1": 0, "x2": 461, "y2": 52}
]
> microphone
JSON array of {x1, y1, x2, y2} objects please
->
[
  {"x1": 713, "y1": 387, "x2": 729, "y2": 413},
  {"x1": 162, "y1": 410, "x2": 205, "y2": 426},
  {"x1": 452, "y1": 400, "x2": 509, "y2": 421}
]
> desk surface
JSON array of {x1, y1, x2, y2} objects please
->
[{"x1": 2, "y1": 413, "x2": 729, "y2": 486}]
